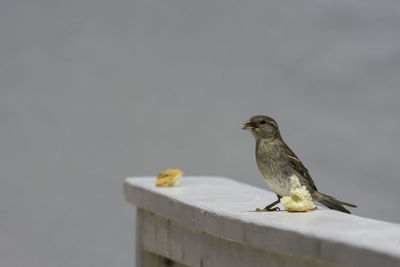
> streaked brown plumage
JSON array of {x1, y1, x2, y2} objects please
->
[{"x1": 242, "y1": 115, "x2": 357, "y2": 213}]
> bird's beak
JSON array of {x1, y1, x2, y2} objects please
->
[{"x1": 242, "y1": 120, "x2": 255, "y2": 130}]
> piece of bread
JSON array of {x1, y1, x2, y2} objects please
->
[
  {"x1": 155, "y1": 169, "x2": 183, "y2": 187},
  {"x1": 280, "y1": 175, "x2": 316, "y2": 212}
]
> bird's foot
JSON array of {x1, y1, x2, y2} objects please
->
[{"x1": 255, "y1": 207, "x2": 281, "y2": 212}]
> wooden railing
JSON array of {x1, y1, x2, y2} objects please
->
[{"x1": 124, "y1": 177, "x2": 400, "y2": 267}]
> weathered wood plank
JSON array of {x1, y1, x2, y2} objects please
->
[
  {"x1": 125, "y1": 177, "x2": 400, "y2": 267},
  {"x1": 138, "y1": 208, "x2": 336, "y2": 267}
]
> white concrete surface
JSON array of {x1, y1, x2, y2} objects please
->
[{"x1": 124, "y1": 177, "x2": 400, "y2": 267}]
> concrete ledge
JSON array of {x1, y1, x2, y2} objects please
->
[{"x1": 124, "y1": 177, "x2": 400, "y2": 267}]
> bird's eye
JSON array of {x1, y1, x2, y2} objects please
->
[{"x1": 259, "y1": 120, "x2": 266, "y2": 124}]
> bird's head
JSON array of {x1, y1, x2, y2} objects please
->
[{"x1": 242, "y1": 115, "x2": 280, "y2": 140}]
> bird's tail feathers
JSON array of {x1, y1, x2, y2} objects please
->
[{"x1": 313, "y1": 192, "x2": 357, "y2": 214}]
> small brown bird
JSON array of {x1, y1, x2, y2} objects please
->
[{"x1": 242, "y1": 115, "x2": 357, "y2": 213}]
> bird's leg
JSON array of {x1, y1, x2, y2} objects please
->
[{"x1": 256, "y1": 195, "x2": 281, "y2": 212}]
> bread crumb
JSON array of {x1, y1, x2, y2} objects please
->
[
  {"x1": 280, "y1": 175, "x2": 316, "y2": 212},
  {"x1": 155, "y1": 169, "x2": 183, "y2": 187}
]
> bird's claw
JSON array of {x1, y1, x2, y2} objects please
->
[
  {"x1": 269, "y1": 207, "x2": 280, "y2": 211},
  {"x1": 255, "y1": 207, "x2": 280, "y2": 212}
]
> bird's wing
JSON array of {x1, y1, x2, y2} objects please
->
[{"x1": 281, "y1": 143, "x2": 318, "y2": 191}]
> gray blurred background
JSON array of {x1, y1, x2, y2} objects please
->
[{"x1": 1, "y1": 0, "x2": 400, "y2": 266}]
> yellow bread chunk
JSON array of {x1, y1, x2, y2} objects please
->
[
  {"x1": 280, "y1": 176, "x2": 316, "y2": 212},
  {"x1": 156, "y1": 169, "x2": 183, "y2": 187}
]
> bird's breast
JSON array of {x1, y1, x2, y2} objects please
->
[
  {"x1": 256, "y1": 143, "x2": 291, "y2": 196},
  {"x1": 257, "y1": 160, "x2": 291, "y2": 196}
]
